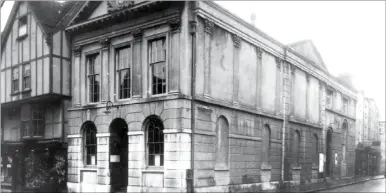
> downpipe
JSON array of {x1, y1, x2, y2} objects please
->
[{"x1": 281, "y1": 48, "x2": 288, "y2": 183}]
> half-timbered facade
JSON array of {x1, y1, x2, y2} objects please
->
[{"x1": 0, "y1": 1, "x2": 77, "y2": 191}]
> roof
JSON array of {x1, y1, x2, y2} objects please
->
[
  {"x1": 1, "y1": 1, "x2": 79, "y2": 50},
  {"x1": 288, "y1": 39, "x2": 328, "y2": 72}
]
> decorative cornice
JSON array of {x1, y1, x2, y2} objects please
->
[
  {"x1": 99, "y1": 37, "x2": 110, "y2": 49},
  {"x1": 290, "y1": 63, "x2": 296, "y2": 74},
  {"x1": 107, "y1": 1, "x2": 135, "y2": 13},
  {"x1": 73, "y1": 46, "x2": 82, "y2": 57},
  {"x1": 232, "y1": 34, "x2": 241, "y2": 48},
  {"x1": 204, "y1": 19, "x2": 214, "y2": 34},
  {"x1": 132, "y1": 28, "x2": 143, "y2": 40},
  {"x1": 189, "y1": 21, "x2": 197, "y2": 34},
  {"x1": 276, "y1": 57, "x2": 282, "y2": 68},
  {"x1": 168, "y1": 18, "x2": 181, "y2": 33},
  {"x1": 45, "y1": 34, "x2": 52, "y2": 46},
  {"x1": 256, "y1": 47, "x2": 263, "y2": 59}
]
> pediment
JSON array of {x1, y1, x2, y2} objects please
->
[{"x1": 288, "y1": 40, "x2": 328, "y2": 72}]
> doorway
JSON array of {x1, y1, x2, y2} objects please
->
[
  {"x1": 109, "y1": 118, "x2": 128, "y2": 192},
  {"x1": 325, "y1": 129, "x2": 332, "y2": 177}
]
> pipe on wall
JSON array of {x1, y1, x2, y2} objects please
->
[{"x1": 281, "y1": 48, "x2": 288, "y2": 182}]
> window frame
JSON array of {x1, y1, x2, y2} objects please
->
[
  {"x1": 83, "y1": 123, "x2": 97, "y2": 167},
  {"x1": 85, "y1": 51, "x2": 101, "y2": 104},
  {"x1": 11, "y1": 67, "x2": 19, "y2": 93},
  {"x1": 146, "y1": 34, "x2": 169, "y2": 97},
  {"x1": 18, "y1": 15, "x2": 28, "y2": 39},
  {"x1": 326, "y1": 89, "x2": 334, "y2": 109},
  {"x1": 114, "y1": 43, "x2": 133, "y2": 101},
  {"x1": 145, "y1": 117, "x2": 164, "y2": 168},
  {"x1": 22, "y1": 63, "x2": 31, "y2": 90}
]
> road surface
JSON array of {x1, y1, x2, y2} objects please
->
[{"x1": 318, "y1": 178, "x2": 385, "y2": 192}]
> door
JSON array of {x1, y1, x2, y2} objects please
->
[
  {"x1": 109, "y1": 119, "x2": 128, "y2": 192},
  {"x1": 325, "y1": 129, "x2": 332, "y2": 177}
]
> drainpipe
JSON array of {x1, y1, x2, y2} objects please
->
[
  {"x1": 189, "y1": 18, "x2": 197, "y2": 193},
  {"x1": 281, "y1": 48, "x2": 288, "y2": 182}
]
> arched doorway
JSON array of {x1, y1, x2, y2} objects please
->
[
  {"x1": 325, "y1": 129, "x2": 333, "y2": 177},
  {"x1": 109, "y1": 118, "x2": 128, "y2": 192}
]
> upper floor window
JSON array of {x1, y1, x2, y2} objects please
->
[
  {"x1": 23, "y1": 64, "x2": 31, "y2": 90},
  {"x1": 83, "y1": 122, "x2": 97, "y2": 166},
  {"x1": 146, "y1": 116, "x2": 164, "y2": 167},
  {"x1": 12, "y1": 68, "x2": 19, "y2": 93},
  {"x1": 342, "y1": 98, "x2": 348, "y2": 114},
  {"x1": 18, "y1": 15, "x2": 27, "y2": 37},
  {"x1": 261, "y1": 125, "x2": 271, "y2": 164},
  {"x1": 149, "y1": 37, "x2": 166, "y2": 95},
  {"x1": 116, "y1": 46, "x2": 131, "y2": 99},
  {"x1": 326, "y1": 89, "x2": 333, "y2": 109},
  {"x1": 215, "y1": 116, "x2": 229, "y2": 170},
  {"x1": 87, "y1": 53, "x2": 100, "y2": 103}
]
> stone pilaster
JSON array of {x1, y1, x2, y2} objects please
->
[
  {"x1": 232, "y1": 34, "x2": 240, "y2": 106},
  {"x1": 203, "y1": 19, "x2": 214, "y2": 98},
  {"x1": 73, "y1": 46, "x2": 82, "y2": 107},
  {"x1": 256, "y1": 47, "x2": 263, "y2": 111},
  {"x1": 168, "y1": 19, "x2": 181, "y2": 94},
  {"x1": 132, "y1": 28, "x2": 143, "y2": 99},
  {"x1": 127, "y1": 131, "x2": 144, "y2": 191},
  {"x1": 275, "y1": 57, "x2": 282, "y2": 115},
  {"x1": 99, "y1": 38, "x2": 110, "y2": 102},
  {"x1": 290, "y1": 64, "x2": 296, "y2": 116},
  {"x1": 306, "y1": 73, "x2": 310, "y2": 122}
]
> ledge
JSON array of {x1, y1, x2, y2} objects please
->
[
  {"x1": 214, "y1": 165, "x2": 229, "y2": 171},
  {"x1": 292, "y1": 165, "x2": 302, "y2": 170},
  {"x1": 325, "y1": 107, "x2": 356, "y2": 121},
  {"x1": 288, "y1": 116, "x2": 323, "y2": 129},
  {"x1": 229, "y1": 133, "x2": 261, "y2": 141},
  {"x1": 261, "y1": 162, "x2": 272, "y2": 171}
]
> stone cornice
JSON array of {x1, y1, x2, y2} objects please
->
[
  {"x1": 168, "y1": 18, "x2": 181, "y2": 33},
  {"x1": 73, "y1": 45, "x2": 82, "y2": 57}
]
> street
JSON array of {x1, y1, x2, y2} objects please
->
[{"x1": 318, "y1": 178, "x2": 385, "y2": 192}]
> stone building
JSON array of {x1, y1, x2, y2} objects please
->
[
  {"x1": 0, "y1": 1, "x2": 76, "y2": 192},
  {"x1": 379, "y1": 121, "x2": 385, "y2": 174},
  {"x1": 62, "y1": 1, "x2": 358, "y2": 192},
  {"x1": 355, "y1": 93, "x2": 381, "y2": 176},
  {"x1": 1, "y1": 1, "x2": 362, "y2": 192}
]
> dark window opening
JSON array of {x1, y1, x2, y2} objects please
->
[
  {"x1": 146, "y1": 117, "x2": 164, "y2": 167},
  {"x1": 83, "y1": 123, "x2": 97, "y2": 166},
  {"x1": 262, "y1": 125, "x2": 271, "y2": 164},
  {"x1": 87, "y1": 54, "x2": 100, "y2": 103},
  {"x1": 23, "y1": 64, "x2": 31, "y2": 90},
  {"x1": 149, "y1": 38, "x2": 166, "y2": 95},
  {"x1": 12, "y1": 68, "x2": 19, "y2": 93},
  {"x1": 116, "y1": 46, "x2": 131, "y2": 99}
]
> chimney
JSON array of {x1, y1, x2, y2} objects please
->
[{"x1": 250, "y1": 13, "x2": 256, "y2": 27}]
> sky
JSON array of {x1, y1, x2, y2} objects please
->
[{"x1": 1, "y1": 1, "x2": 385, "y2": 120}]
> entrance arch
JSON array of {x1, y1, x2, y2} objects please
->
[
  {"x1": 109, "y1": 118, "x2": 128, "y2": 191},
  {"x1": 325, "y1": 128, "x2": 333, "y2": 177}
]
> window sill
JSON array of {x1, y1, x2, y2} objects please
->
[
  {"x1": 292, "y1": 165, "x2": 302, "y2": 170},
  {"x1": 16, "y1": 34, "x2": 28, "y2": 41},
  {"x1": 143, "y1": 167, "x2": 164, "y2": 173},
  {"x1": 80, "y1": 166, "x2": 98, "y2": 171}
]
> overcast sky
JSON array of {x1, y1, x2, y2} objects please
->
[{"x1": 1, "y1": 1, "x2": 385, "y2": 121}]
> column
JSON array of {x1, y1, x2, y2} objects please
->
[
  {"x1": 290, "y1": 64, "x2": 296, "y2": 117},
  {"x1": 275, "y1": 57, "x2": 282, "y2": 115},
  {"x1": 99, "y1": 38, "x2": 110, "y2": 102},
  {"x1": 132, "y1": 28, "x2": 143, "y2": 99},
  {"x1": 232, "y1": 34, "x2": 240, "y2": 105},
  {"x1": 306, "y1": 73, "x2": 310, "y2": 122},
  {"x1": 96, "y1": 133, "x2": 110, "y2": 192},
  {"x1": 256, "y1": 47, "x2": 263, "y2": 111},
  {"x1": 73, "y1": 46, "x2": 81, "y2": 106},
  {"x1": 203, "y1": 19, "x2": 214, "y2": 98},
  {"x1": 168, "y1": 18, "x2": 181, "y2": 94}
]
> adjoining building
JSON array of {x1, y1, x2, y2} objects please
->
[{"x1": 0, "y1": 1, "x2": 78, "y2": 192}]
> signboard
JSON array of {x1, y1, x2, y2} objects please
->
[
  {"x1": 319, "y1": 153, "x2": 324, "y2": 173},
  {"x1": 110, "y1": 155, "x2": 120, "y2": 163}
]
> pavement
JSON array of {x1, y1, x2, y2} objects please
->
[{"x1": 317, "y1": 177, "x2": 385, "y2": 192}]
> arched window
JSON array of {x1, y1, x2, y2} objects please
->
[
  {"x1": 292, "y1": 130, "x2": 300, "y2": 166},
  {"x1": 215, "y1": 116, "x2": 229, "y2": 170},
  {"x1": 313, "y1": 134, "x2": 318, "y2": 166},
  {"x1": 146, "y1": 116, "x2": 164, "y2": 167},
  {"x1": 342, "y1": 121, "x2": 348, "y2": 161},
  {"x1": 83, "y1": 122, "x2": 97, "y2": 166},
  {"x1": 261, "y1": 125, "x2": 271, "y2": 164}
]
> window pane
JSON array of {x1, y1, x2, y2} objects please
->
[
  {"x1": 19, "y1": 24, "x2": 27, "y2": 36},
  {"x1": 149, "y1": 155, "x2": 154, "y2": 166}
]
